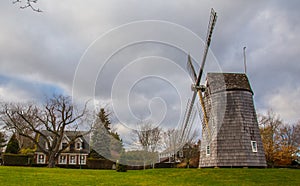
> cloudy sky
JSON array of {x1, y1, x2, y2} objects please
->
[{"x1": 1, "y1": 0, "x2": 300, "y2": 144}]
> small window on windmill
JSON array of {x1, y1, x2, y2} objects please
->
[
  {"x1": 251, "y1": 141, "x2": 257, "y2": 152},
  {"x1": 206, "y1": 145, "x2": 210, "y2": 155}
]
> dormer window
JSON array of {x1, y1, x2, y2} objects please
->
[
  {"x1": 76, "y1": 142, "x2": 82, "y2": 150},
  {"x1": 179, "y1": 150, "x2": 183, "y2": 158},
  {"x1": 75, "y1": 138, "x2": 83, "y2": 150},
  {"x1": 62, "y1": 142, "x2": 68, "y2": 149}
]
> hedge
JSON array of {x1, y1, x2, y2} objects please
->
[
  {"x1": 86, "y1": 159, "x2": 115, "y2": 169},
  {"x1": 2, "y1": 154, "x2": 33, "y2": 166}
]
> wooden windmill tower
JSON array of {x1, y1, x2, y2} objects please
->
[{"x1": 185, "y1": 9, "x2": 267, "y2": 168}]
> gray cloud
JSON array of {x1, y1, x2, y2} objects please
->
[{"x1": 1, "y1": 1, "x2": 299, "y2": 143}]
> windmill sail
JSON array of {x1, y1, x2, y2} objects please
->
[
  {"x1": 186, "y1": 54, "x2": 197, "y2": 82},
  {"x1": 181, "y1": 8, "x2": 217, "y2": 138}
]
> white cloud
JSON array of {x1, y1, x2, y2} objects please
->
[{"x1": 0, "y1": 85, "x2": 31, "y2": 103}]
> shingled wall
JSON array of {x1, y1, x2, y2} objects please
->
[{"x1": 199, "y1": 73, "x2": 266, "y2": 168}]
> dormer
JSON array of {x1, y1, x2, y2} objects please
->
[
  {"x1": 75, "y1": 137, "x2": 84, "y2": 150},
  {"x1": 60, "y1": 134, "x2": 71, "y2": 150},
  {"x1": 45, "y1": 136, "x2": 53, "y2": 150}
]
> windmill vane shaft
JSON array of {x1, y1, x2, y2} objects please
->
[{"x1": 182, "y1": 8, "x2": 217, "y2": 140}]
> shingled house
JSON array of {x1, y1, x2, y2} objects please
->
[
  {"x1": 199, "y1": 73, "x2": 266, "y2": 168},
  {"x1": 159, "y1": 142, "x2": 200, "y2": 164},
  {"x1": 35, "y1": 131, "x2": 90, "y2": 166}
]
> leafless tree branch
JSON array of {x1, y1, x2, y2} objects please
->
[
  {"x1": 0, "y1": 95, "x2": 90, "y2": 167},
  {"x1": 12, "y1": 0, "x2": 42, "y2": 12}
]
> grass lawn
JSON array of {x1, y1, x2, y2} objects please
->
[{"x1": 0, "y1": 166, "x2": 299, "y2": 186}]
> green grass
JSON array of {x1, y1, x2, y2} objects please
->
[{"x1": 0, "y1": 166, "x2": 299, "y2": 186}]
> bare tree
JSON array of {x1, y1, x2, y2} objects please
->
[
  {"x1": 279, "y1": 123, "x2": 300, "y2": 149},
  {"x1": 132, "y1": 120, "x2": 162, "y2": 169},
  {"x1": 0, "y1": 95, "x2": 90, "y2": 168},
  {"x1": 161, "y1": 128, "x2": 198, "y2": 164},
  {"x1": 294, "y1": 121, "x2": 300, "y2": 145},
  {"x1": 277, "y1": 123, "x2": 300, "y2": 165},
  {"x1": 12, "y1": 0, "x2": 42, "y2": 12},
  {"x1": 161, "y1": 129, "x2": 180, "y2": 163}
]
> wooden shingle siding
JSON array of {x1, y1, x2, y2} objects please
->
[{"x1": 199, "y1": 73, "x2": 267, "y2": 168}]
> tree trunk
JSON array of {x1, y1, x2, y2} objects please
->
[{"x1": 47, "y1": 153, "x2": 56, "y2": 168}]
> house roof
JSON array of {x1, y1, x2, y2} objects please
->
[
  {"x1": 206, "y1": 73, "x2": 253, "y2": 94},
  {"x1": 159, "y1": 142, "x2": 198, "y2": 155},
  {"x1": 36, "y1": 130, "x2": 90, "y2": 153}
]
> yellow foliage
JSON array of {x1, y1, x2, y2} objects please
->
[
  {"x1": 19, "y1": 148, "x2": 36, "y2": 155},
  {"x1": 259, "y1": 111, "x2": 300, "y2": 167}
]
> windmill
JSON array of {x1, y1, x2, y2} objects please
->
[{"x1": 183, "y1": 9, "x2": 267, "y2": 168}]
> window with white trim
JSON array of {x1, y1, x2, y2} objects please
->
[
  {"x1": 79, "y1": 155, "x2": 86, "y2": 165},
  {"x1": 179, "y1": 150, "x2": 183, "y2": 158},
  {"x1": 69, "y1": 155, "x2": 77, "y2": 164},
  {"x1": 37, "y1": 154, "x2": 45, "y2": 164},
  {"x1": 76, "y1": 142, "x2": 82, "y2": 150},
  {"x1": 206, "y1": 145, "x2": 210, "y2": 155},
  {"x1": 59, "y1": 155, "x2": 66, "y2": 164},
  {"x1": 62, "y1": 142, "x2": 68, "y2": 149},
  {"x1": 251, "y1": 141, "x2": 257, "y2": 152}
]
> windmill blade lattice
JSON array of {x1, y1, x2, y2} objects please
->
[{"x1": 182, "y1": 8, "x2": 217, "y2": 141}]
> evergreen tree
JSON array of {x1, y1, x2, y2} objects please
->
[
  {"x1": 5, "y1": 133, "x2": 20, "y2": 154},
  {"x1": 91, "y1": 108, "x2": 112, "y2": 159},
  {"x1": 110, "y1": 132, "x2": 123, "y2": 153},
  {"x1": 98, "y1": 108, "x2": 111, "y2": 132},
  {"x1": 91, "y1": 108, "x2": 124, "y2": 160},
  {"x1": 116, "y1": 149, "x2": 127, "y2": 172}
]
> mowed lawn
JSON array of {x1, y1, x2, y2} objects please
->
[{"x1": 0, "y1": 166, "x2": 299, "y2": 186}]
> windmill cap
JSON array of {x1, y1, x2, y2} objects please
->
[{"x1": 205, "y1": 73, "x2": 253, "y2": 94}]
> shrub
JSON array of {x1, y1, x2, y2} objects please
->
[
  {"x1": 2, "y1": 154, "x2": 33, "y2": 166},
  {"x1": 19, "y1": 148, "x2": 35, "y2": 155},
  {"x1": 177, "y1": 162, "x2": 187, "y2": 168},
  {"x1": 86, "y1": 158, "x2": 114, "y2": 169},
  {"x1": 116, "y1": 163, "x2": 127, "y2": 172}
]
